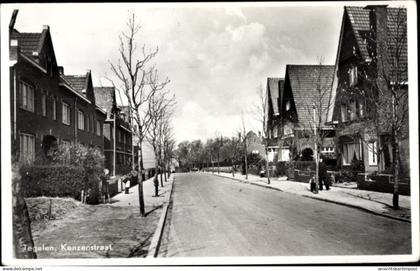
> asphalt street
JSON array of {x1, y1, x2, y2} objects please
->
[{"x1": 158, "y1": 173, "x2": 411, "y2": 257}]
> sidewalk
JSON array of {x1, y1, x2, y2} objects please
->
[
  {"x1": 204, "y1": 171, "x2": 411, "y2": 222},
  {"x1": 111, "y1": 175, "x2": 173, "y2": 209},
  {"x1": 30, "y1": 175, "x2": 174, "y2": 258}
]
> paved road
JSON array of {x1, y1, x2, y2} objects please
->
[{"x1": 158, "y1": 173, "x2": 411, "y2": 257}]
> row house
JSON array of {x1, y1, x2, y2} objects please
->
[
  {"x1": 9, "y1": 10, "x2": 106, "y2": 163},
  {"x1": 265, "y1": 65, "x2": 335, "y2": 163},
  {"x1": 329, "y1": 5, "x2": 409, "y2": 175},
  {"x1": 280, "y1": 65, "x2": 335, "y2": 162},
  {"x1": 93, "y1": 87, "x2": 133, "y2": 175}
]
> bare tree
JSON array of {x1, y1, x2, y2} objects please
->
[
  {"x1": 108, "y1": 13, "x2": 170, "y2": 216},
  {"x1": 147, "y1": 90, "x2": 175, "y2": 195},
  {"x1": 239, "y1": 112, "x2": 249, "y2": 180},
  {"x1": 255, "y1": 84, "x2": 271, "y2": 184},
  {"x1": 361, "y1": 7, "x2": 407, "y2": 209}
]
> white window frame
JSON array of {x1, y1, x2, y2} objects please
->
[
  {"x1": 341, "y1": 104, "x2": 347, "y2": 122},
  {"x1": 342, "y1": 142, "x2": 361, "y2": 166},
  {"x1": 62, "y1": 102, "x2": 71, "y2": 125},
  {"x1": 20, "y1": 133, "x2": 35, "y2": 163},
  {"x1": 349, "y1": 100, "x2": 357, "y2": 121},
  {"x1": 96, "y1": 120, "x2": 101, "y2": 136},
  {"x1": 368, "y1": 141, "x2": 378, "y2": 166},
  {"x1": 20, "y1": 81, "x2": 35, "y2": 112},
  {"x1": 78, "y1": 110, "x2": 85, "y2": 130},
  {"x1": 41, "y1": 92, "x2": 47, "y2": 117},
  {"x1": 285, "y1": 101, "x2": 291, "y2": 111},
  {"x1": 349, "y1": 66, "x2": 358, "y2": 87},
  {"x1": 52, "y1": 97, "x2": 57, "y2": 120}
]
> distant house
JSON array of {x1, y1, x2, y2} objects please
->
[
  {"x1": 265, "y1": 77, "x2": 284, "y2": 162},
  {"x1": 329, "y1": 5, "x2": 408, "y2": 174},
  {"x1": 246, "y1": 131, "x2": 265, "y2": 156},
  {"x1": 9, "y1": 10, "x2": 105, "y2": 163},
  {"x1": 93, "y1": 87, "x2": 133, "y2": 175},
  {"x1": 279, "y1": 65, "x2": 336, "y2": 161}
]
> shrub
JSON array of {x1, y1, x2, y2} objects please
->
[
  {"x1": 275, "y1": 161, "x2": 287, "y2": 176},
  {"x1": 19, "y1": 165, "x2": 86, "y2": 199}
]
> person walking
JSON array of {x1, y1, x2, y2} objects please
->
[
  {"x1": 319, "y1": 159, "x2": 329, "y2": 191},
  {"x1": 101, "y1": 168, "x2": 111, "y2": 203}
]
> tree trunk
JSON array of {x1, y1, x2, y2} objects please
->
[
  {"x1": 164, "y1": 165, "x2": 167, "y2": 182},
  {"x1": 232, "y1": 159, "x2": 235, "y2": 177},
  {"x1": 392, "y1": 134, "x2": 400, "y2": 210},
  {"x1": 13, "y1": 172, "x2": 37, "y2": 259},
  {"x1": 244, "y1": 147, "x2": 248, "y2": 180},
  {"x1": 160, "y1": 167, "x2": 164, "y2": 187},
  {"x1": 265, "y1": 147, "x2": 271, "y2": 184},
  {"x1": 138, "y1": 142, "x2": 145, "y2": 216}
]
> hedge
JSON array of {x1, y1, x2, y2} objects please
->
[{"x1": 19, "y1": 165, "x2": 100, "y2": 202}]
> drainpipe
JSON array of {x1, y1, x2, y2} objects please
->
[
  {"x1": 74, "y1": 97, "x2": 78, "y2": 143},
  {"x1": 13, "y1": 67, "x2": 17, "y2": 140},
  {"x1": 113, "y1": 110, "x2": 116, "y2": 177}
]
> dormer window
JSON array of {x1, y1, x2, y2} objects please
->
[{"x1": 349, "y1": 66, "x2": 358, "y2": 87}]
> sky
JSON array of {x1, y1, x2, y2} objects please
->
[{"x1": 3, "y1": 2, "x2": 348, "y2": 143}]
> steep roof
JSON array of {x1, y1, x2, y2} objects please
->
[
  {"x1": 62, "y1": 75, "x2": 88, "y2": 94},
  {"x1": 93, "y1": 87, "x2": 116, "y2": 113},
  {"x1": 286, "y1": 65, "x2": 335, "y2": 129},
  {"x1": 345, "y1": 6, "x2": 407, "y2": 76},
  {"x1": 267, "y1": 77, "x2": 282, "y2": 115},
  {"x1": 10, "y1": 31, "x2": 42, "y2": 56}
]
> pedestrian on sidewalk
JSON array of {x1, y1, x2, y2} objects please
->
[
  {"x1": 318, "y1": 159, "x2": 329, "y2": 191},
  {"x1": 101, "y1": 168, "x2": 111, "y2": 203},
  {"x1": 309, "y1": 176, "x2": 316, "y2": 193}
]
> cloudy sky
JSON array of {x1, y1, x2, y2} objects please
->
[{"x1": 3, "y1": 3, "x2": 348, "y2": 143}]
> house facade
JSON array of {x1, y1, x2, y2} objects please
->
[
  {"x1": 330, "y1": 5, "x2": 409, "y2": 175},
  {"x1": 93, "y1": 87, "x2": 133, "y2": 175},
  {"x1": 269, "y1": 65, "x2": 336, "y2": 163},
  {"x1": 9, "y1": 11, "x2": 105, "y2": 163},
  {"x1": 265, "y1": 77, "x2": 284, "y2": 162}
]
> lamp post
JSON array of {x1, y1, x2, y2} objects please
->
[{"x1": 313, "y1": 103, "x2": 319, "y2": 194}]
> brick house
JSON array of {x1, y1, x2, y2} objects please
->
[
  {"x1": 329, "y1": 6, "x2": 409, "y2": 175},
  {"x1": 265, "y1": 77, "x2": 284, "y2": 162},
  {"x1": 9, "y1": 10, "x2": 105, "y2": 163},
  {"x1": 278, "y1": 65, "x2": 336, "y2": 162},
  {"x1": 93, "y1": 87, "x2": 133, "y2": 175}
]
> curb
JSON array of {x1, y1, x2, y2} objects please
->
[
  {"x1": 146, "y1": 174, "x2": 176, "y2": 258},
  {"x1": 207, "y1": 172, "x2": 411, "y2": 223}
]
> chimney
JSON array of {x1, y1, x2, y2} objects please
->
[
  {"x1": 365, "y1": 5, "x2": 388, "y2": 68},
  {"x1": 43, "y1": 25, "x2": 49, "y2": 31},
  {"x1": 9, "y1": 10, "x2": 19, "y2": 31},
  {"x1": 58, "y1": 66, "x2": 64, "y2": 75}
]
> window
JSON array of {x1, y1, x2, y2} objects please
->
[
  {"x1": 273, "y1": 126, "x2": 278, "y2": 138},
  {"x1": 358, "y1": 99, "x2": 365, "y2": 118},
  {"x1": 349, "y1": 100, "x2": 357, "y2": 121},
  {"x1": 41, "y1": 92, "x2": 47, "y2": 117},
  {"x1": 349, "y1": 66, "x2": 358, "y2": 87},
  {"x1": 20, "y1": 133, "x2": 35, "y2": 163},
  {"x1": 342, "y1": 142, "x2": 361, "y2": 165},
  {"x1": 62, "y1": 102, "x2": 71, "y2": 125},
  {"x1": 19, "y1": 81, "x2": 35, "y2": 112},
  {"x1": 78, "y1": 110, "x2": 85, "y2": 130},
  {"x1": 52, "y1": 98, "x2": 57, "y2": 120},
  {"x1": 285, "y1": 101, "x2": 291, "y2": 111},
  {"x1": 341, "y1": 104, "x2": 348, "y2": 122},
  {"x1": 96, "y1": 120, "x2": 102, "y2": 136},
  {"x1": 368, "y1": 141, "x2": 378, "y2": 166}
]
